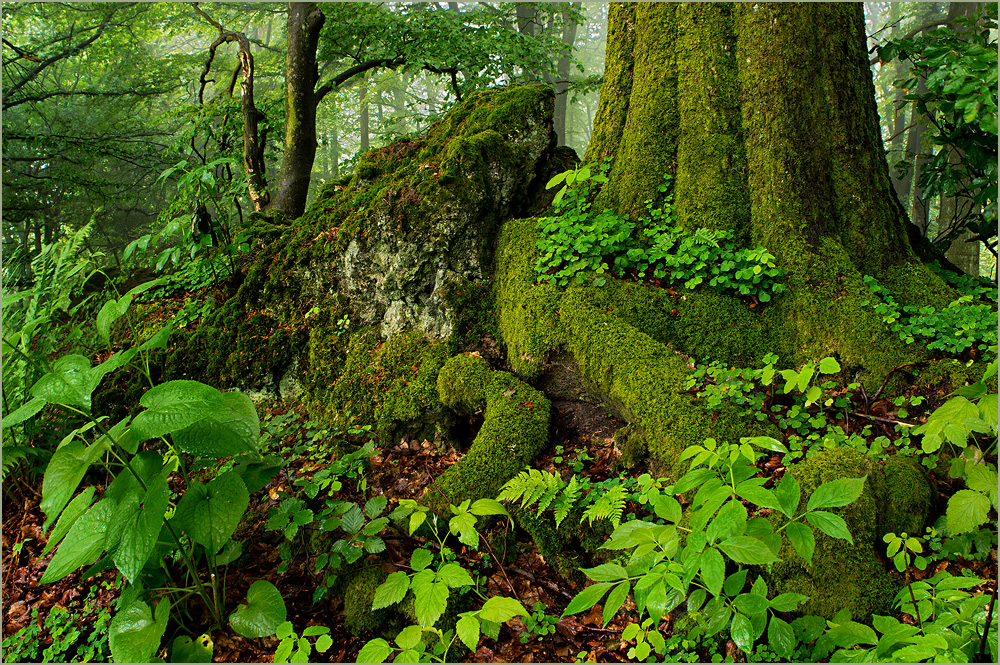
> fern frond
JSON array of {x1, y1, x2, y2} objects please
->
[
  {"x1": 692, "y1": 227, "x2": 719, "y2": 247},
  {"x1": 582, "y1": 485, "x2": 628, "y2": 528},
  {"x1": 498, "y1": 468, "x2": 563, "y2": 511},
  {"x1": 553, "y1": 474, "x2": 581, "y2": 527}
]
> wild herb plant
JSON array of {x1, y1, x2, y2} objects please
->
[
  {"x1": 535, "y1": 163, "x2": 787, "y2": 302},
  {"x1": 25, "y1": 279, "x2": 289, "y2": 663},
  {"x1": 358, "y1": 498, "x2": 528, "y2": 663},
  {"x1": 273, "y1": 622, "x2": 334, "y2": 663},
  {"x1": 559, "y1": 435, "x2": 866, "y2": 659},
  {"x1": 519, "y1": 601, "x2": 559, "y2": 643},
  {"x1": 862, "y1": 273, "x2": 997, "y2": 354}
]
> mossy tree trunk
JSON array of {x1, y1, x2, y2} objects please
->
[{"x1": 585, "y1": 3, "x2": 955, "y2": 377}]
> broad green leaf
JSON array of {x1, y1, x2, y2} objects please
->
[
  {"x1": 394, "y1": 625, "x2": 423, "y2": 650},
  {"x1": 43, "y1": 486, "x2": 96, "y2": 555},
  {"x1": 733, "y1": 593, "x2": 771, "y2": 616},
  {"x1": 315, "y1": 634, "x2": 333, "y2": 653},
  {"x1": 700, "y1": 547, "x2": 725, "y2": 597},
  {"x1": 373, "y1": 571, "x2": 410, "y2": 609},
  {"x1": 365, "y1": 495, "x2": 388, "y2": 518},
  {"x1": 730, "y1": 612, "x2": 754, "y2": 652},
  {"x1": 40, "y1": 498, "x2": 116, "y2": 584},
  {"x1": 705, "y1": 601, "x2": 732, "y2": 637},
  {"x1": 91, "y1": 348, "x2": 138, "y2": 383},
  {"x1": 449, "y1": 511, "x2": 479, "y2": 547},
  {"x1": 796, "y1": 365, "x2": 814, "y2": 392},
  {"x1": 171, "y1": 391, "x2": 259, "y2": 457},
  {"x1": 743, "y1": 436, "x2": 788, "y2": 453},
  {"x1": 946, "y1": 489, "x2": 991, "y2": 534},
  {"x1": 768, "y1": 616, "x2": 797, "y2": 658},
  {"x1": 478, "y1": 596, "x2": 528, "y2": 623},
  {"x1": 805, "y1": 385, "x2": 822, "y2": 406},
  {"x1": 356, "y1": 638, "x2": 393, "y2": 663},
  {"x1": 109, "y1": 598, "x2": 170, "y2": 664},
  {"x1": 774, "y1": 473, "x2": 801, "y2": 518},
  {"x1": 104, "y1": 450, "x2": 165, "y2": 503},
  {"x1": 2, "y1": 396, "x2": 46, "y2": 429},
  {"x1": 707, "y1": 500, "x2": 747, "y2": 543},
  {"x1": 786, "y1": 521, "x2": 815, "y2": 565},
  {"x1": 674, "y1": 467, "x2": 716, "y2": 494},
  {"x1": 805, "y1": 510, "x2": 853, "y2": 544},
  {"x1": 30, "y1": 354, "x2": 100, "y2": 409},
  {"x1": 736, "y1": 483, "x2": 782, "y2": 511},
  {"x1": 170, "y1": 634, "x2": 214, "y2": 663},
  {"x1": 456, "y1": 615, "x2": 480, "y2": 651},
  {"x1": 563, "y1": 582, "x2": 612, "y2": 616},
  {"x1": 584, "y1": 562, "x2": 629, "y2": 582},
  {"x1": 106, "y1": 469, "x2": 171, "y2": 583},
  {"x1": 826, "y1": 619, "x2": 877, "y2": 647},
  {"x1": 724, "y1": 569, "x2": 748, "y2": 597},
  {"x1": 138, "y1": 321, "x2": 173, "y2": 351},
  {"x1": 40, "y1": 438, "x2": 110, "y2": 530},
  {"x1": 171, "y1": 472, "x2": 249, "y2": 553},
  {"x1": 437, "y1": 562, "x2": 474, "y2": 588},
  {"x1": 410, "y1": 548, "x2": 433, "y2": 572},
  {"x1": 229, "y1": 580, "x2": 287, "y2": 638},
  {"x1": 718, "y1": 536, "x2": 779, "y2": 564},
  {"x1": 96, "y1": 298, "x2": 129, "y2": 346},
  {"x1": 131, "y1": 380, "x2": 224, "y2": 440},
  {"x1": 470, "y1": 498, "x2": 507, "y2": 516},
  {"x1": 965, "y1": 464, "x2": 998, "y2": 499},
  {"x1": 769, "y1": 592, "x2": 809, "y2": 612},
  {"x1": 818, "y1": 357, "x2": 841, "y2": 374},
  {"x1": 651, "y1": 494, "x2": 682, "y2": 523},
  {"x1": 807, "y1": 476, "x2": 866, "y2": 511},
  {"x1": 978, "y1": 393, "x2": 998, "y2": 434},
  {"x1": 603, "y1": 581, "x2": 630, "y2": 627},
  {"x1": 413, "y1": 580, "x2": 449, "y2": 627}
]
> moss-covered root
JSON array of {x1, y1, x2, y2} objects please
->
[
  {"x1": 429, "y1": 354, "x2": 550, "y2": 514},
  {"x1": 766, "y1": 448, "x2": 932, "y2": 621}
]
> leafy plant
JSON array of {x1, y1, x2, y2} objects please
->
[
  {"x1": 535, "y1": 163, "x2": 787, "y2": 301},
  {"x1": 25, "y1": 279, "x2": 287, "y2": 663},
  {"x1": 360, "y1": 498, "x2": 525, "y2": 663},
  {"x1": 2, "y1": 584, "x2": 114, "y2": 663},
  {"x1": 273, "y1": 622, "x2": 334, "y2": 663},
  {"x1": 862, "y1": 274, "x2": 997, "y2": 354},
  {"x1": 519, "y1": 601, "x2": 558, "y2": 644},
  {"x1": 560, "y1": 435, "x2": 867, "y2": 659}
]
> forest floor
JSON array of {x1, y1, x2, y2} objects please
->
[{"x1": 2, "y1": 351, "x2": 997, "y2": 663}]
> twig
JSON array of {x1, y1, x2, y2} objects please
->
[
  {"x1": 870, "y1": 362, "x2": 926, "y2": 402},
  {"x1": 850, "y1": 412, "x2": 916, "y2": 428},
  {"x1": 978, "y1": 586, "x2": 997, "y2": 661},
  {"x1": 508, "y1": 565, "x2": 574, "y2": 601}
]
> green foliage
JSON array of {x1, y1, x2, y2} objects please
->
[
  {"x1": 808, "y1": 573, "x2": 997, "y2": 663},
  {"x1": 535, "y1": 163, "x2": 787, "y2": 301},
  {"x1": 560, "y1": 436, "x2": 865, "y2": 659},
  {"x1": 1, "y1": 584, "x2": 114, "y2": 663},
  {"x1": 519, "y1": 601, "x2": 558, "y2": 644},
  {"x1": 22, "y1": 278, "x2": 289, "y2": 663},
  {"x1": 878, "y1": 3, "x2": 998, "y2": 258},
  {"x1": 273, "y1": 622, "x2": 333, "y2": 663},
  {"x1": 862, "y1": 274, "x2": 997, "y2": 354},
  {"x1": 360, "y1": 499, "x2": 525, "y2": 663}
]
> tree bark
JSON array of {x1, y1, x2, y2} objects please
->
[
  {"x1": 268, "y1": 2, "x2": 325, "y2": 219},
  {"x1": 585, "y1": 3, "x2": 954, "y2": 375}
]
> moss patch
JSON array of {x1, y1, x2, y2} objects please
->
[
  {"x1": 429, "y1": 354, "x2": 549, "y2": 514},
  {"x1": 766, "y1": 448, "x2": 932, "y2": 621}
]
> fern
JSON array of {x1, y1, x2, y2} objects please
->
[
  {"x1": 498, "y1": 468, "x2": 564, "y2": 513},
  {"x1": 582, "y1": 485, "x2": 628, "y2": 528},
  {"x1": 552, "y1": 474, "x2": 581, "y2": 527},
  {"x1": 691, "y1": 227, "x2": 719, "y2": 247}
]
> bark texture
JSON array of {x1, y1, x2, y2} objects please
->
[
  {"x1": 585, "y1": 2, "x2": 955, "y2": 376},
  {"x1": 268, "y1": 2, "x2": 325, "y2": 219}
]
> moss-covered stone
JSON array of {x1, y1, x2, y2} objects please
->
[
  {"x1": 766, "y1": 448, "x2": 932, "y2": 621},
  {"x1": 429, "y1": 354, "x2": 549, "y2": 514},
  {"x1": 341, "y1": 565, "x2": 395, "y2": 636}
]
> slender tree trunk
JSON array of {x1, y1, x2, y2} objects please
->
[
  {"x1": 359, "y1": 74, "x2": 370, "y2": 153},
  {"x1": 586, "y1": 3, "x2": 953, "y2": 375},
  {"x1": 553, "y1": 4, "x2": 581, "y2": 147},
  {"x1": 268, "y1": 2, "x2": 325, "y2": 219}
]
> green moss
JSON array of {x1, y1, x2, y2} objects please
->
[
  {"x1": 494, "y1": 216, "x2": 776, "y2": 479},
  {"x1": 342, "y1": 566, "x2": 395, "y2": 636},
  {"x1": 766, "y1": 448, "x2": 932, "y2": 621},
  {"x1": 318, "y1": 330, "x2": 449, "y2": 442},
  {"x1": 429, "y1": 354, "x2": 549, "y2": 514},
  {"x1": 439, "y1": 278, "x2": 500, "y2": 355}
]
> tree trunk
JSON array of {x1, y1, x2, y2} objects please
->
[
  {"x1": 585, "y1": 3, "x2": 953, "y2": 375},
  {"x1": 268, "y1": 2, "x2": 325, "y2": 219},
  {"x1": 553, "y1": 4, "x2": 581, "y2": 147},
  {"x1": 359, "y1": 74, "x2": 370, "y2": 153}
]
